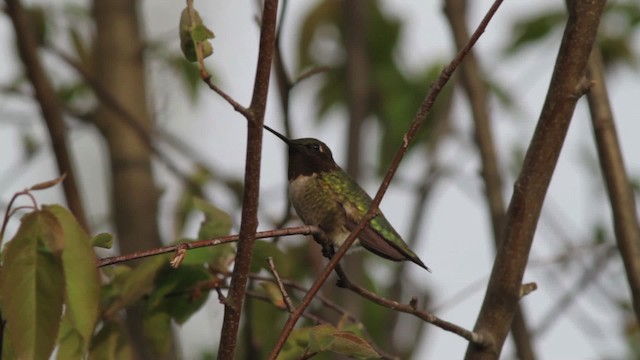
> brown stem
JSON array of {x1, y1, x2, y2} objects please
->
[
  {"x1": 464, "y1": 1, "x2": 606, "y2": 359},
  {"x1": 216, "y1": 1, "x2": 279, "y2": 359},
  {"x1": 96, "y1": 226, "x2": 319, "y2": 267},
  {"x1": 334, "y1": 265, "x2": 486, "y2": 346},
  {"x1": 443, "y1": 1, "x2": 536, "y2": 359},
  {"x1": 5, "y1": 0, "x2": 89, "y2": 231},
  {"x1": 268, "y1": 1, "x2": 505, "y2": 358},
  {"x1": 266, "y1": 257, "x2": 295, "y2": 313},
  {"x1": 586, "y1": 47, "x2": 640, "y2": 323}
]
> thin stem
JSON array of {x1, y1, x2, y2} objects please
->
[
  {"x1": 586, "y1": 46, "x2": 640, "y2": 323},
  {"x1": 96, "y1": 226, "x2": 319, "y2": 267},
  {"x1": 266, "y1": 257, "x2": 295, "y2": 313},
  {"x1": 216, "y1": 1, "x2": 279, "y2": 359},
  {"x1": 334, "y1": 265, "x2": 487, "y2": 346}
]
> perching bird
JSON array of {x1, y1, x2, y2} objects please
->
[{"x1": 264, "y1": 125, "x2": 430, "y2": 271}]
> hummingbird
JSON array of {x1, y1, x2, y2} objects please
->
[{"x1": 264, "y1": 125, "x2": 430, "y2": 271}]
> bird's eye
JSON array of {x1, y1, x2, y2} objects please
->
[{"x1": 311, "y1": 144, "x2": 321, "y2": 151}]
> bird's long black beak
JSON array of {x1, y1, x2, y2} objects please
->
[{"x1": 263, "y1": 125, "x2": 292, "y2": 145}]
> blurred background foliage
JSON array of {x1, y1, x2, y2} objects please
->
[{"x1": 0, "y1": 0, "x2": 639, "y2": 359}]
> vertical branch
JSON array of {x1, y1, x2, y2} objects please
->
[
  {"x1": 216, "y1": 1, "x2": 279, "y2": 359},
  {"x1": 5, "y1": 0, "x2": 89, "y2": 231},
  {"x1": 92, "y1": 0, "x2": 167, "y2": 358},
  {"x1": 443, "y1": 1, "x2": 536, "y2": 359},
  {"x1": 586, "y1": 48, "x2": 640, "y2": 323},
  {"x1": 464, "y1": 1, "x2": 606, "y2": 359}
]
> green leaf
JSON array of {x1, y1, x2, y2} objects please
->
[
  {"x1": 45, "y1": 205, "x2": 101, "y2": 349},
  {"x1": 330, "y1": 331, "x2": 381, "y2": 358},
  {"x1": 89, "y1": 321, "x2": 134, "y2": 360},
  {"x1": 279, "y1": 327, "x2": 312, "y2": 360},
  {"x1": 194, "y1": 198, "x2": 232, "y2": 239},
  {"x1": 142, "y1": 265, "x2": 212, "y2": 356},
  {"x1": 308, "y1": 324, "x2": 380, "y2": 358},
  {"x1": 250, "y1": 241, "x2": 288, "y2": 274},
  {"x1": 103, "y1": 255, "x2": 167, "y2": 317},
  {"x1": 192, "y1": 24, "x2": 214, "y2": 42},
  {"x1": 147, "y1": 265, "x2": 212, "y2": 324},
  {"x1": 259, "y1": 281, "x2": 286, "y2": 309},
  {"x1": 1, "y1": 211, "x2": 65, "y2": 360},
  {"x1": 308, "y1": 324, "x2": 337, "y2": 352},
  {"x1": 179, "y1": 7, "x2": 215, "y2": 62},
  {"x1": 174, "y1": 166, "x2": 212, "y2": 235},
  {"x1": 143, "y1": 311, "x2": 172, "y2": 356},
  {"x1": 92, "y1": 232, "x2": 114, "y2": 249},
  {"x1": 56, "y1": 313, "x2": 84, "y2": 360},
  {"x1": 186, "y1": 198, "x2": 234, "y2": 267}
]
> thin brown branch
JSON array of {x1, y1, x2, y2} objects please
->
[
  {"x1": 216, "y1": 0, "x2": 279, "y2": 358},
  {"x1": 268, "y1": 1, "x2": 505, "y2": 358},
  {"x1": 96, "y1": 225, "x2": 319, "y2": 267},
  {"x1": 334, "y1": 265, "x2": 486, "y2": 346},
  {"x1": 249, "y1": 274, "x2": 358, "y2": 323},
  {"x1": 464, "y1": 1, "x2": 607, "y2": 359},
  {"x1": 442, "y1": 1, "x2": 536, "y2": 359},
  {"x1": 586, "y1": 47, "x2": 640, "y2": 323},
  {"x1": 5, "y1": 0, "x2": 89, "y2": 231},
  {"x1": 200, "y1": 76, "x2": 252, "y2": 119},
  {"x1": 267, "y1": 257, "x2": 295, "y2": 313}
]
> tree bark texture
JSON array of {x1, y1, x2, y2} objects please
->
[
  {"x1": 443, "y1": 0, "x2": 536, "y2": 359},
  {"x1": 465, "y1": 1, "x2": 606, "y2": 359}
]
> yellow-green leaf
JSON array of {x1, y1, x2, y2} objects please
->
[
  {"x1": 45, "y1": 204, "x2": 101, "y2": 350},
  {"x1": 179, "y1": 7, "x2": 215, "y2": 62},
  {"x1": 103, "y1": 256, "x2": 167, "y2": 317},
  {"x1": 260, "y1": 281, "x2": 286, "y2": 309},
  {"x1": 147, "y1": 265, "x2": 212, "y2": 324},
  {"x1": 308, "y1": 324, "x2": 380, "y2": 358},
  {"x1": 1, "y1": 211, "x2": 65, "y2": 360},
  {"x1": 89, "y1": 321, "x2": 134, "y2": 360},
  {"x1": 194, "y1": 198, "x2": 232, "y2": 240},
  {"x1": 56, "y1": 313, "x2": 84, "y2": 360},
  {"x1": 91, "y1": 232, "x2": 114, "y2": 249},
  {"x1": 143, "y1": 311, "x2": 172, "y2": 356}
]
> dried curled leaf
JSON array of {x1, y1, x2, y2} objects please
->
[
  {"x1": 29, "y1": 173, "x2": 67, "y2": 191},
  {"x1": 179, "y1": 7, "x2": 215, "y2": 62}
]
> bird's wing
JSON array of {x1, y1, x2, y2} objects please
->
[{"x1": 321, "y1": 170, "x2": 430, "y2": 270}]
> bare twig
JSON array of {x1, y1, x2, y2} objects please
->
[
  {"x1": 266, "y1": 257, "x2": 295, "y2": 313},
  {"x1": 96, "y1": 225, "x2": 319, "y2": 267},
  {"x1": 464, "y1": 1, "x2": 607, "y2": 359},
  {"x1": 586, "y1": 46, "x2": 640, "y2": 323},
  {"x1": 334, "y1": 265, "x2": 486, "y2": 346},
  {"x1": 268, "y1": 1, "x2": 505, "y2": 358}
]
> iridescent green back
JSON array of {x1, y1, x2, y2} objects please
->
[{"x1": 319, "y1": 170, "x2": 420, "y2": 258}]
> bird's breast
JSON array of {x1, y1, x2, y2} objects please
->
[{"x1": 289, "y1": 174, "x2": 347, "y2": 241}]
